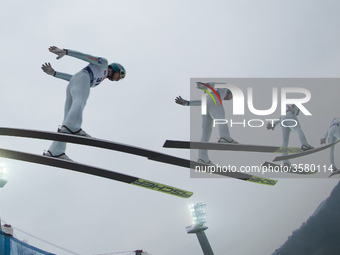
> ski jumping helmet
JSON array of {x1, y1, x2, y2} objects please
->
[
  {"x1": 226, "y1": 89, "x2": 232, "y2": 99},
  {"x1": 109, "y1": 63, "x2": 126, "y2": 79}
]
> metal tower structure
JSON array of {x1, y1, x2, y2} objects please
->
[
  {"x1": 0, "y1": 166, "x2": 7, "y2": 188},
  {"x1": 186, "y1": 202, "x2": 214, "y2": 255}
]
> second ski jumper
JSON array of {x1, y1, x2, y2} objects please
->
[
  {"x1": 176, "y1": 82, "x2": 237, "y2": 165},
  {"x1": 42, "y1": 46, "x2": 126, "y2": 160}
]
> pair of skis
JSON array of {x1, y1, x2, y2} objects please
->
[
  {"x1": 0, "y1": 127, "x2": 278, "y2": 199},
  {"x1": 0, "y1": 127, "x2": 193, "y2": 198},
  {"x1": 163, "y1": 139, "x2": 338, "y2": 175},
  {"x1": 164, "y1": 140, "x2": 336, "y2": 161}
]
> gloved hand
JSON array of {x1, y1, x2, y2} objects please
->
[
  {"x1": 49, "y1": 46, "x2": 67, "y2": 59},
  {"x1": 175, "y1": 96, "x2": 189, "y2": 106},
  {"x1": 41, "y1": 62, "x2": 55, "y2": 76},
  {"x1": 267, "y1": 122, "x2": 275, "y2": 130},
  {"x1": 320, "y1": 138, "x2": 326, "y2": 145}
]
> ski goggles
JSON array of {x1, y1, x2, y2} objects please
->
[{"x1": 120, "y1": 70, "x2": 126, "y2": 79}]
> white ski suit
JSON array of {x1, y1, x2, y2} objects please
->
[
  {"x1": 322, "y1": 118, "x2": 340, "y2": 170},
  {"x1": 47, "y1": 49, "x2": 109, "y2": 156}
]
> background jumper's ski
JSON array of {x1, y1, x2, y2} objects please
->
[
  {"x1": 261, "y1": 161, "x2": 318, "y2": 175},
  {"x1": 163, "y1": 140, "x2": 302, "y2": 153},
  {"x1": 273, "y1": 141, "x2": 340, "y2": 162},
  {"x1": 0, "y1": 127, "x2": 278, "y2": 186},
  {"x1": 329, "y1": 170, "x2": 340, "y2": 177},
  {"x1": 0, "y1": 148, "x2": 193, "y2": 198}
]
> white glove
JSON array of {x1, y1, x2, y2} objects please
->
[
  {"x1": 49, "y1": 46, "x2": 67, "y2": 59},
  {"x1": 41, "y1": 62, "x2": 55, "y2": 76},
  {"x1": 175, "y1": 96, "x2": 189, "y2": 106}
]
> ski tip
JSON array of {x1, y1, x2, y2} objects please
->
[
  {"x1": 163, "y1": 140, "x2": 190, "y2": 149},
  {"x1": 261, "y1": 161, "x2": 271, "y2": 167},
  {"x1": 272, "y1": 156, "x2": 281, "y2": 162},
  {"x1": 329, "y1": 170, "x2": 340, "y2": 178},
  {"x1": 163, "y1": 140, "x2": 170, "y2": 148}
]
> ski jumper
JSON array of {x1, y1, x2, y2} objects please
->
[
  {"x1": 189, "y1": 88, "x2": 233, "y2": 163},
  {"x1": 272, "y1": 104, "x2": 312, "y2": 165},
  {"x1": 48, "y1": 49, "x2": 109, "y2": 156},
  {"x1": 322, "y1": 118, "x2": 340, "y2": 169}
]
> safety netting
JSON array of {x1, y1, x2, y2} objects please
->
[{"x1": 0, "y1": 230, "x2": 55, "y2": 255}]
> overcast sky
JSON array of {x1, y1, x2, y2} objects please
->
[{"x1": 0, "y1": 1, "x2": 340, "y2": 254}]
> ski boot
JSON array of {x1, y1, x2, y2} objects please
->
[
  {"x1": 43, "y1": 150, "x2": 73, "y2": 161},
  {"x1": 58, "y1": 125, "x2": 91, "y2": 137},
  {"x1": 197, "y1": 159, "x2": 215, "y2": 166},
  {"x1": 218, "y1": 137, "x2": 238, "y2": 144},
  {"x1": 330, "y1": 165, "x2": 338, "y2": 173},
  {"x1": 301, "y1": 144, "x2": 314, "y2": 151}
]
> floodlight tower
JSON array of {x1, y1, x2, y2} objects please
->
[
  {"x1": 0, "y1": 166, "x2": 8, "y2": 231},
  {"x1": 0, "y1": 166, "x2": 7, "y2": 188},
  {"x1": 186, "y1": 202, "x2": 214, "y2": 255}
]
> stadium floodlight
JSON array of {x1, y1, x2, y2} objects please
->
[
  {"x1": 187, "y1": 202, "x2": 208, "y2": 233},
  {"x1": 0, "y1": 166, "x2": 8, "y2": 188},
  {"x1": 186, "y1": 202, "x2": 214, "y2": 255}
]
